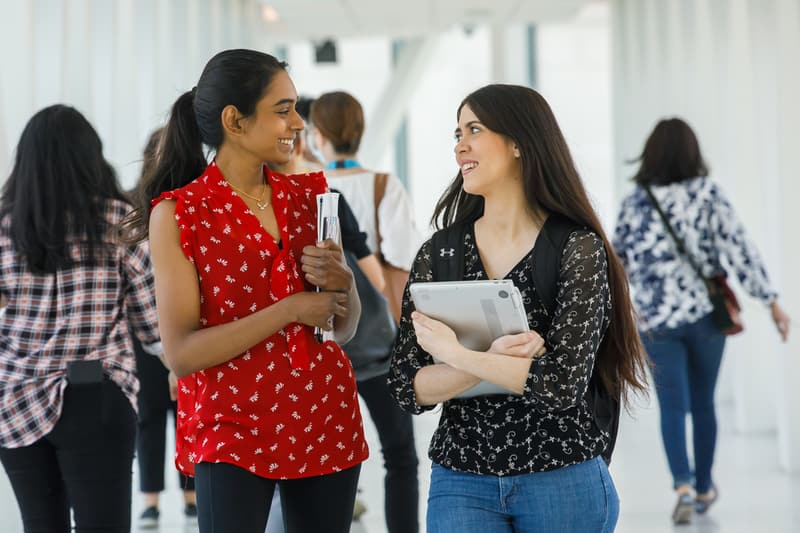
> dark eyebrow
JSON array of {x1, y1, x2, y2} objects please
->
[
  {"x1": 454, "y1": 120, "x2": 482, "y2": 136},
  {"x1": 272, "y1": 98, "x2": 295, "y2": 107}
]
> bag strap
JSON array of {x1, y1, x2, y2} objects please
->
[
  {"x1": 530, "y1": 215, "x2": 580, "y2": 315},
  {"x1": 373, "y1": 173, "x2": 389, "y2": 262},
  {"x1": 642, "y1": 185, "x2": 707, "y2": 281},
  {"x1": 430, "y1": 223, "x2": 468, "y2": 282}
]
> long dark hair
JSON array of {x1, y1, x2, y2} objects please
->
[
  {"x1": 1, "y1": 105, "x2": 125, "y2": 274},
  {"x1": 432, "y1": 84, "x2": 648, "y2": 404},
  {"x1": 122, "y1": 49, "x2": 288, "y2": 242},
  {"x1": 127, "y1": 127, "x2": 164, "y2": 205},
  {"x1": 632, "y1": 117, "x2": 708, "y2": 185}
]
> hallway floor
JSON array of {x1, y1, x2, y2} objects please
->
[{"x1": 2, "y1": 395, "x2": 798, "y2": 532}]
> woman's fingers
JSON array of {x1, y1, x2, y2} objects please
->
[
  {"x1": 488, "y1": 331, "x2": 548, "y2": 359},
  {"x1": 504, "y1": 332, "x2": 536, "y2": 346},
  {"x1": 411, "y1": 311, "x2": 435, "y2": 328}
]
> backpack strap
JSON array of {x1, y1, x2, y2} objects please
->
[
  {"x1": 373, "y1": 173, "x2": 389, "y2": 261},
  {"x1": 531, "y1": 214, "x2": 620, "y2": 465},
  {"x1": 530, "y1": 214, "x2": 581, "y2": 315},
  {"x1": 430, "y1": 223, "x2": 468, "y2": 282}
]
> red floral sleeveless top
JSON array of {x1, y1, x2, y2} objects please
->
[{"x1": 153, "y1": 161, "x2": 368, "y2": 479}]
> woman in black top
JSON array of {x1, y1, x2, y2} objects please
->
[{"x1": 389, "y1": 85, "x2": 649, "y2": 533}]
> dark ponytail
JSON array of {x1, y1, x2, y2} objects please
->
[
  {"x1": 122, "y1": 49, "x2": 288, "y2": 242},
  {"x1": 122, "y1": 90, "x2": 206, "y2": 242}
]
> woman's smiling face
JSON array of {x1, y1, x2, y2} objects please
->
[{"x1": 454, "y1": 104, "x2": 521, "y2": 196}]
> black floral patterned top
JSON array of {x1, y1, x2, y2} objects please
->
[{"x1": 388, "y1": 226, "x2": 612, "y2": 475}]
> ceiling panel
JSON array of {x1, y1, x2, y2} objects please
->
[{"x1": 255, "y1": 0, "x2": 593, "y2": 42}]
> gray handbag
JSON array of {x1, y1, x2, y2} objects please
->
[{"x1": 340, "y1": 251, "x2": 398, "y2": 381}]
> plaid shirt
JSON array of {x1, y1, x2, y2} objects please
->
[{"x1": 0, "y1": 199, "x2": 161, "y2": 448}]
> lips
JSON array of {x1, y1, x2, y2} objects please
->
[
  {"x1": 278, "y1": 138, "x2": 294, "y2": 151},
  {"x1": 459, "y1": 160, "x2": 478, "y2": 175}
]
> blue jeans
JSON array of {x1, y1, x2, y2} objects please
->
[
  {"x1": 643, "y1": 313, "x2": 726, "y2": 493},
  {"x1": 427, "y1": 457, "x2": 618, "y2": 533}
]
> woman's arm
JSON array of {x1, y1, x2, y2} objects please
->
[
  {"x1": 408, "y1": 231, "x2": 611, "y2": 411},
  {"x1": 387, "y1": 239, "x2": 485, "y2": 411},
  {"x1": 150, "y1": 201, "x2": 349, "y2": 377},
  {"x1": 708, "y1": 183, "x2": 778, "y2": 303},
  {"x1": 412, "y1": 315, "x2": 547, "y2": 396},
  {"x1": 358, "y1": 254, "x2": 386, "y2": 293},
  {"x1": 708, "y1": 185, "x2": 790, "y2": 341},
  {"x1": 122, "y1": 240, "x2": 161, "y2": 352},
  {"x1": 334, "y1": 278, "x2": 360, "y2": 345},
  {"x1": 411, "y1": 364, "x2": 481, "y2": 406}
]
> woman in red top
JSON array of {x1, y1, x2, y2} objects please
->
[{"x1": 124, "y1": 49, "x2": 368, "y2": 533}]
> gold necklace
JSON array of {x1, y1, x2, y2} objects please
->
[{"x1": 226, "y1": 179, "x2": 270, "y2": 210}]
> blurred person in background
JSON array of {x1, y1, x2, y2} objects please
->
[
  {"x1": 308, "y1": 91, "x2": 421, "y2": 533},
  {"x1": 613, "y1": 117, "x2": 790, "y2": 525},
  {"x1": 309, "y1": 91, "x2": 424, "y2": 323},
  {"x1": 0, "y1": 105, "x2": 162, "y2": 533},
  {"x1": 131, "y1": 128, "x2": 197, "y2": 529}
]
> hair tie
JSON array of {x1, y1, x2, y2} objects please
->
[{"x1": 191, "y1": 86, "x2": 197, "y2": 98}]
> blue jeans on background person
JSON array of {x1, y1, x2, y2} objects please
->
[
  {"x1": 426, "y1": 456, "x2": 618, "y2": 533},
  {"x1": 643, "y1": 313, "x2": 726, "y2": 494}
]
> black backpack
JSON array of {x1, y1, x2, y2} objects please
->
[{"x1": 430, "y1": 214, "x2": 620, "y2": 464}]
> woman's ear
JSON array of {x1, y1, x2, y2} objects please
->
[
  {"x1": 221, "y1": 105, "x2": 245, "y2": 138},
  {"x1": 512, "y1": 145, "x2": 521, "y2": 158}
]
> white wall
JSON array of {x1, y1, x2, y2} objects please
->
[
  {"x1": 288, "y1": 4, "x2": 613, "y2": 237},
  {"x1": 537, "y1": 2, "x2": 614, "y2": 229},
  {"x1": 0, "y1": 0, "x2": 612, "y2": 236},
  {"x1": 287, "y1": 28, "x2": 493, "y2": 235},
  {"x1": 611, "y1": 0, "x2": 800, "y2": 471},
  {"x1": 0, "y1": 0, "x2": 274, "y2": 189}
]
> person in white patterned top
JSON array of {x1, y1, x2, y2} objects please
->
[{"x1": 613, "y1": 117, "x2": 790, "y2": 525}]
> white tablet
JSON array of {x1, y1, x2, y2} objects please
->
[{"x1": 409, "y1": 280, "x2": 530, "y2": 398}]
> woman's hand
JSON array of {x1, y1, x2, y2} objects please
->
[
  {"x1": 301, "y1": 240, "x2": 353, "y2": 292},
  {"x1": 285, "y1": 291, "x2": 349, "y2": 330},
  {"x1": 411, "y1": 311, "x2": 462, "y2": 362},
  {"x1": 770, "y1": 301, "x2": 790, "y2": 342},
  {"x1": 489, "y1": 331, "x2": 547, "y2": 359}
]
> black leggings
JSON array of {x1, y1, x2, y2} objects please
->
[
  {"x1": 195, "y1": 461, "x2": 361, "y2": 533},
  {"x1": 357, "y1": 371, "x2": 419, "y2": 533},
  {"x1": 0, "y1": 380, "x2": 136, "y2": 533},
  {"x1": 135, "y1": 341, "x2": 194, "y2": 493}
]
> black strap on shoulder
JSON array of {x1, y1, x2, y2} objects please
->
[
  {"x1": 530, "y1": 214, "x2": 581, "y2": 315},
  {"x1": 430, "y1": 223, "x2": 468, "y2": 282},
  {"x1": 532, "y1": 214, "x2": 619, "y2": 465}
]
